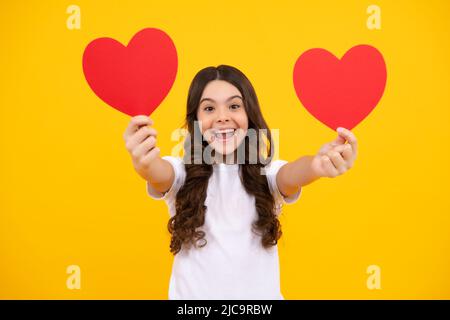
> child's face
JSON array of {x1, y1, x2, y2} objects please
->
[{"x1": 197, "y1": 80, "x2": 249, "y2": 156}]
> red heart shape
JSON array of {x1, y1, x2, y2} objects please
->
[
  {"x1": 293, "y1": 44, "x2": 386, "y2": 130},
  {"x1": 82, "y1": 28, "x2": 178, "y2": 117}
]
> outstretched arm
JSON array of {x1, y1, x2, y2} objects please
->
[{"x1": 276, "y1": 127, "x2": 358, "y2": 198}]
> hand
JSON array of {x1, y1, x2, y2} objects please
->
[
  {"x1": 123, "y1": 115, "x2": 160, "y2": 175},
  {"x1": 311, "y1": 127, "x2": 358, "y2": 178}
]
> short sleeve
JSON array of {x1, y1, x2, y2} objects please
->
[
  {"x1": 264, "y1": 159, "x2": 302, "y2": 216},
  {"x1": 146, "y1": 156, "x2": 186, "y2": 217}
]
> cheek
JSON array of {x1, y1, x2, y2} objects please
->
[
  {"x1": 237, "y1": 113, "x2": 249, "y2": 130},
  {"x1": 197, "y1": 115, "x2": 212, "y2": 132}
]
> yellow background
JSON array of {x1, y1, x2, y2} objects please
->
[{"x1": 1, "y1": 0, "x2": 449, "y2": 299}]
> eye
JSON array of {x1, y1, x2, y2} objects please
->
[
  {"x1": 230, "y1": 104, "x2": 241, "y2": 110},
  {"x1": 203, "y1": 106, "x2": 214, "y2": 112}
]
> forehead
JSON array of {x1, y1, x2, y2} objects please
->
[{"x1": 200, "y1": 80, "x2": 241, "y2": 102}]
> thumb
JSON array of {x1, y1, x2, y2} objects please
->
[{"x1": 331, "y1": 128, "x2": 347, "y2": 146}]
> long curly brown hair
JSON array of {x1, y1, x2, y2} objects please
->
[{"x1": 167, "y1": 65, "x2": 282, "y2": 255}]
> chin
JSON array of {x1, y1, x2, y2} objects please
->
[
  {"x1": 213, "y1": 137, "x2": 245, "y2": 155},
  {"x1": 212, "y1": 145, "x2": 237, "y2": 156}
]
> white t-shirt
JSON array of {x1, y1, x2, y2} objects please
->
[{"x1": 146, "y1": 156, "x2": 301, "y2": 300}]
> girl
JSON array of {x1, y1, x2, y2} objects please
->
[{"x1": 123, "y1": 65, "x2": 358, "y2": 300}]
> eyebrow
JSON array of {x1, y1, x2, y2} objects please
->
[{"x1": 199, "y1": 95, "x2": 243, "y2": 104}]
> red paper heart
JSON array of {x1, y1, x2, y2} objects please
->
[
  {"x1": 293, "y1": 44, "x2": 386, "y2": 130},
  {"x1": 82, "y1": 28, "x2": 178, "y2": 117}
]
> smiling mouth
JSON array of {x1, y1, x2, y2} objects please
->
[{"x1": 212, "y1": 128, "x2": 236, "y2": 143}]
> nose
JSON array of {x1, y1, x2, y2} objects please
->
[{"x1": 216, "y1": 106, "x2": 231, "y2": 124}]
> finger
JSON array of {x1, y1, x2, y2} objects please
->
[
  {"x1": 134, "y1": 125, "x2": 158, "y2": 140},
  {"x1": 140, "y1": 145, "x2": 161, "y2": 167},
  {"x1": 126, "y1": 126, "x2": 158, "y2": 152},
  {"x1": 328, "y1": 150, "x2": 347, "y2": 174},
  {"x1": 331, "y1": 144, "x2": 349, "y2": 154},
  {"x1": 132, "y1": 115, "x2": 153, "y2": 127},
  {"x1": 336, "y1": 127, "x2": 358, "y2": 154},
  {"x1": 318, "y1": 139, "x2": 340, "y2": 155},
  {"x1": 123, "y1": 116, "x2": 153, "y2": 140},
  {"x1": 341, "y1": 144, "x2": 354, "y2": 166},
  {"x1": 330, "y1": 133, "x2": 346, "y2": 146},
  {"x1": 133, "y1": 135, "x2": 157, "y2": 159},
  {"x1": 132, "y1": 129, "x2": 157, "y2": 154},
  {"x1": 332, "y1": 144, "x2": 355, "y2": 169},
  {"x1": 321, "y1": 156, "x2": 339, "y2": 177}
]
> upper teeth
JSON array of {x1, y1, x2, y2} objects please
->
[{"x1": 215, "y1": 129, "x2": 235, "y2": 134}]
